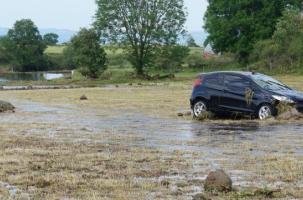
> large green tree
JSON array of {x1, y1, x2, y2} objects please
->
[
  {"x1": 43, "y1": 33, "x2": 59, "y2": 45},
  {"x1": 70, "y1": 28, "x2": 107, "y2": 79},
  {"x1": 4, "y1": 19, "x2": 47, "y2": 71},
  {"x1": 94, "y1": 0, "x2": 186, "y2": 76},
  {"x1": 204, "y1": 0, "x2": 302, "y2": 64}
]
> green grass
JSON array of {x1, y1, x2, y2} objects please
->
[{"x1": 45, "y1": 45, "x2": 66, "y2": 54}]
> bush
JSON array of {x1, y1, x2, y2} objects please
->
[{"x1": 185, "y1": 52, "x2": 204, "y2": 68}]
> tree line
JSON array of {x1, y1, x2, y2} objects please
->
[
  {"x1": 0, "y1": 0, "x2": 197, "y2": 78},
  {"x1": 2, "y1": 0, "x2": 299, "y2": 79},
  {"x1": 204, "y1": 0, "x2": 303, "y2": 73},
  {"x1": 0, "y1": 19, "x2": 59, "y2": 71}
]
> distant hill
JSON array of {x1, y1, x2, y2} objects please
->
[{"x1": 0, "y1": 27, "x2": 76, "y2": 44}]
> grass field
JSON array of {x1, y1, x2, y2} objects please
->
[{"x1": 0, "y1": 76, "x2": 302, "y2": 199}]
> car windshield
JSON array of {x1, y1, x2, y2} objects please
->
[{"x1": 251, "y1": 74, "x2": 290, "y2": 91}]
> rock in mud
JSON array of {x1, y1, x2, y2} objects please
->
[
  {"x1": 0, "y1": 100, "x2": 15, "y2": 112},
  {"x1": 80, "y1": 95, "x2": 88, "y2": 100},
  {"x1": 204, "y1": 170, "x2": 232, "y2": 192},
  {"x1": 276, "y1": 108, "x2": 303, "y2": 120}
]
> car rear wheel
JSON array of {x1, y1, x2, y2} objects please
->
[
  {"x1": 193, "y1": 100, "x2": 208, "y2": 118},
  {"x1": 257, "y1": 104, "x2": 273, "y2": 120}
]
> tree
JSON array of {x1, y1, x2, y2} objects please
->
[
  {"x1": 154, "y1": 45, "x2": 190, "y2": 73},
  {"x1": 187, "y1": 35, "x2": 199, "y2": 47},
  {"x1": 94, "y1": 0, "x2": 186, "y2": 76},
  {"x1": 43, "y1": 33, "x2": 59, "y2": 45},
  {"x1": 70, "y1": 28, "x2": 107, "y2": 79},
  {"x1": 4, "y1": 19, "x2": 47, "y2": 71},
  {"x1": 204, "y1": 0, "x2": 302, "y2": 64}
]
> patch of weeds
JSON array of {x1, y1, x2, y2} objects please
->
[{"x1": 229, "y1": 188, "x2": 277, "y2": 199}]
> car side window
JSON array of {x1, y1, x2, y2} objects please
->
[
  {"x1": 224, "y1": 75, "x2": 251, "y2": 90},
  {"x1": 204, "y1": 74, "x2": 224, "y2": 87}
]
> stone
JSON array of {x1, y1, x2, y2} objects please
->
[
  {"x1": 80, "y1": 95, "x2": 88, "y2": 100},
  {"x1": 204, "y1": 170, "x2": 232, "y2": 192},
  {"x1": 0, "y1": 100, "x2": 15, "y2": 112}
]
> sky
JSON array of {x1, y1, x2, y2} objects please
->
[{"x1": 0, "y1": 0, "x2": 208, "y2": 32}]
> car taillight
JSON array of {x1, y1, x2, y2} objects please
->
[{"x1": 193, "y1": 78, "x2": 203, "y2": 88}]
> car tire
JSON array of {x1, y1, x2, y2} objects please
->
[
  {"x1": 193, "y1": 100, "x2": 208, "y2": 118},
  {"x1": 256, "y1": 104, "x2": 273, "y2": 120}
]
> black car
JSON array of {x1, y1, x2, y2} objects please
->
[{"x1": 190, "y1": 71, "x2": 303, "y2": 120}]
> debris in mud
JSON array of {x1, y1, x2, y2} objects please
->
[
  {"x1": 0, "y1": 100, "x2": 15, "y2": 112},
  {"x1": 160, "y1": 179, "x2": 170, "y2": 188},
  {"x1": 204, "y1": 170, "x2": 232, "y2": 192},
  {"x1": 276, "y1": 108, "x2": 303, "y2": 120},
  {"x1": 192, "y1": 193, "x2": 210, "y2": 200},
  {"x1": 177, "y1": 110, "x2": 192, "y2": 117},
  {"x1": 276, "y1": 102, "x2": 294, "y2": 116},
  {"x1": 18, "y1": 193, "x2": 30, "y2": 200},
  {"x1": 80, "y1": 95, "x2": 88, "y2": 100},
  {"x1": 195, "y1": 111, "x2": 214, "y2": 121}
]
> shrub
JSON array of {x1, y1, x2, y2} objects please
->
[{"x1": 185, "y1": 52, "x2": 204, "y2": 68}]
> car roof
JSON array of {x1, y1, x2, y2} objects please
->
[{"x1": 199, "y1": 71, "x2": 257, "y2": 78}]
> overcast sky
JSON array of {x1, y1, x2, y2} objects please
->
[{"x1": 0, "y1": 0, "x2": 208, "y2": 32}]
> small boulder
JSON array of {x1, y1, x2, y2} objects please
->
[
  {"x1": 80, "y1": 95, "x2": 88, "y2": 100},
  {"x1": 204, "y1": 170, "x2": 232, "y2": 192},
  {"x1": 0, "y1": 100, "x2": 15, "y2": 112}
]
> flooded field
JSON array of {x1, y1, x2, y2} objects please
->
[{"x1": 0, "y1": 84, "x2": 302, "y2": 199}]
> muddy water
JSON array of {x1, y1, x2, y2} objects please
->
[
  {"x1": 2, "y1": 99, "x2": 303, "y2": 154},
  {"x1": 1, "y1": 100, "x2": 303, "y2": 192}
]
